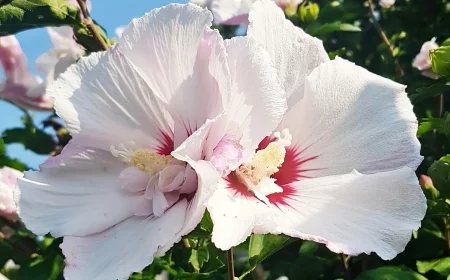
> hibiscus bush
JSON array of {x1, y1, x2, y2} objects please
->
[{"x1": 1, "y1": 0, "x2": 450, "y2": 280}]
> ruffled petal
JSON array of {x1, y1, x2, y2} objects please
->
[
  {"x1": 48, "y1": 49, "x2": 173, "y2": 151},
  {"x1": 16, "y1": 147, "x2": 144, "y2": 237},
  {"x1": 61, "y1": 199, "x2": 188, "y2": 280},
  {"x1": 279, "y1": 58, "x2": 422, "y2": 178},
  {"x1": 225, "y1": 36, "x2": 287, "y2": 153},
  {"x1": 247, "y1": 0, "x2": 329, "y2": 106},
  {"x1": 259, "y1": 167, "x2": 426, "y2": 260},
  {"x1": 118, "y1": 3, "x2": 229, "y2": 147}
]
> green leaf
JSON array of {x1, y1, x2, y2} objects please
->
[
  {"x1": 409, "y1": 85, "x2": 450, "y2": 103},
  {"x1": 238, "y1": 234, "x2": 295, "y2": 279},
  {"x1": 0, "y1": 0, "x2": 81, "y2": 35},
  {"x1": 298, "y1": 241, "x2": 320, "y2": 256},
  {"x1": 355, "y1": 266, "x2": 428, "y2": 280},
  {"x1": 417, "y1": 257, "x2": 450, "y2": 276},
  {"x1": 189, "y1": 247, "x2": 210, "y2": 272},
  {"x1": 431, "y1": 46, "x2": 450, "y2": 76},
  {"x1": 2, "y1": 127, "x2": 56, "y2": 155},
  {"x1": 0, "y1": 138, "x2": 5, "y2": 156},
  {"x1": 306, "y1": 21, "x2": 361, "y2": 36}
]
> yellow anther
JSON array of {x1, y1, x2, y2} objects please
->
[
  {"x1": 251, "y1": 142, "x2": 286, "y2": 181},
  {"x1": 130, "y1": 149, "x2": 176, "y2": 175}
]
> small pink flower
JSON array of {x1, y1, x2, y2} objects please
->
[
  {"x1": 412, "y1": 38, "x2": 439, "y2": 79},
  {"x1": 0, "y1": 167, "x2": 23, "y2": 221},
  {"x1": 379, "y1": 0, "x2": 395, "y2": 8},
  {"x1": 191, "y1": 0, "x2": 303, "y2": 25},
  {"x1": 0, "y1": 36, "x2": 53, "y2": 111}
]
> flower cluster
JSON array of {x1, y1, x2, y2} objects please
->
[{"x1": 14, "y1": 0, "x2": 426, "y2": 279}]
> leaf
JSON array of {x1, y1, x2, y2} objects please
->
[
  {"x1": 0, "y1": 138, "x2": 5, "y2": 156},
  {"x1": 0, "y1": 0, "x2": 81, "y2": 35},
  {"x1": 2, "y1": 127, "x2": 56, "y2": 155},
  {"x1": 355, "y1": 266, "x2": 428, "y2": 280},
  {"x1": 238, "y1": 234, "x2": 295, "y2": 279},
  {"x1": 306, "y1": 21, "x2": 361, "y2": 36},
  {"x1": 189, "y1": 247, "x2": 209, "y2": 272},
  {"x1": 409, "y1": 85, "x2": 450, "y2": 103},
  {"x1": 417, "y1": 257, "x2": 450, "y2": 276}
]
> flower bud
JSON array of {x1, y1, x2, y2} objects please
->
[
  {"x1": 431, "y1": 46, "x2": 450, "y2": 76},
  {"x1": 299, "y1": 2, "x2": 320, "y2": 23}
]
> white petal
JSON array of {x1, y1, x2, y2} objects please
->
[
  {"x1": 35, "y1": 50, "x2": 59, "y2": 82},
  {"x1": 247, "y1": 0, "x2": 329, "y2": 106},
  {"x1": 16, "y1": 148, "x2": 144, "y2": 237},
  {"x1": 118, "y1": 4, "x2": 229, "y2": 147},
  {"x1": 61, "y1": 199, "x2": 188, "y2": 280},
  {"x1": 156, "y1": 160, "x2": 220, "y2": 255},
  {"x1": 281, "y1": 58, "x2": 422, "y2": 177},
  {"x1": 211, "y1": 0, "x2": 254, "y2": 25},
  {"x1": 207, "y1": 178, "x2": 269, "y2": 250},
  {"x1": 48, "y1": 49, "x2": 173, "y2": 151},
  {"x1": 225, "y1": 36, "x2": 287, "y2": 152},
  {"x1": 264, "y1": 167, "x2": 426, "y2": 260}
]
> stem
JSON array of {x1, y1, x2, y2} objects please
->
[
  {"x1": 227, "y1": 248, "x2": 235, "y2": 280},
  {"x1": 367, "y1": 0, "x2": 404, "y2": 77},
  {"x1": 340, "y1": 254, "x2": 350, "y2": 280},
  {"x1": 438, "y1": 94, "x2": 444, "y2": 117},
  {"x1": 76, "y1": 0, "x2": 108, "y2": 51},
  {"x1": 444, "y1": 217, "x2": 450, "y2": 253}
]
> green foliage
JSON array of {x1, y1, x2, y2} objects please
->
[
  {"x1": 1, "y1": 0, "x2": 450, "y2": 280},
  {"x1": 0, "y1": 0, "x2": 80, "y2": 35},
  {"x1": 355, "y1": 266, "x2": 428, "y2": 280},
  {"x1": 431, "y1": 46, "x2": 450, "y2": 76}
]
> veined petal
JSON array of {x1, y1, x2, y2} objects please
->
[
  {"x1": 211, "y1": 0, "x2": 254, "y2": 25},
  {"x1": 118, "y1": 4, "x2": 230, "y2": 147},
  {"x1": 207, "y1": 178, "x2": 270, "y2": 250},
  {"x1": 156, "y1": 159, "x2": 221, "y2": 255},
  {"x1": 61, "y1": 199, "x2": 188, "y2": 280},
  {"x1": 225, "y1": 36, "x2": 287, "y2": 153},
  {"x1": 48, "y1": 49, "x2": 173, "y2": 151},
  {"x1": 247, "y1": 0, "x2": 329, "y2": 106},
  {"x1": 279, "y1": 58, "x2": 422, "y2": 178},
  {"x1": 261, "y1": 167, "x2": 426, "y2": 260},
  {"x1": 16, "y1": 147, "x2": 144, "y2": 237}
]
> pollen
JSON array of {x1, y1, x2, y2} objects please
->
[
  {"x1": 236, "y1": 129, "x2": 293, "y2": 192},
  {"x1": 130, "y1": 149, "x2": 176, "y2": 175},
  {"x1": 251, "y1": 143, "x2": 286, "y2": 180}
]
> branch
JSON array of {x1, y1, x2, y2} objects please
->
[
  {"x1": 367, "y1": 0, "x2": 404, "y2": 77},
  {"x1": 76, "y1": 0, "x2": 108, "y2": 51}
]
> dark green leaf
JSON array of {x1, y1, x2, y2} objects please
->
[
  {"x1": 2, "y1": 127, "x2": 56, "y2": 155},
  {"x1": 237, "y1": 234, "x2": 294, "y2": 279},
  {"x1": 306, "y1": 21, "x2": 361, "y2": 36},
  {"x1": 417, "y1": 257, "x2": 450, "y2": 276},
  {"x1": 189, "y1": 247, "x2": 209, "y2": 272},
  {"x1": 0, "y1": 0, "x2": 81, "y2": 35},
  {"x1": 355, "y1": 266, "x2": 428, "y2": 280},
  {"x1": 410, "y1": 85, "x2": 450, "y2": 103}
]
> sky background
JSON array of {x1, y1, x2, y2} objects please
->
[{"x1": 0, "y1": 0, "x2": 187, "y2": 169}]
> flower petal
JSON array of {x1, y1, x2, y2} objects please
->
[
  {"x1": 16, "y1": 147, "x2": 144, "y2": 237},
  {"x1": 247, "y1": 0, "x2": 329, "y2": 106},
  {"x1": 48, "y1": 49, "x2": 173, "y2": 151},
  {"x1": 225, "y1": 36, "x2": 287, "y2": 152},
  {"x1": 211, "y1": 0, "x2": 254, "y2": 25},
  {"x1": 261, "y1": 167, "x2": 426, "y2": 260},
  {"x1": 61, "y1": 199, "x2": 188, "y2": 280},
  {"x1": 118, "y1": 4, "x2": 229, "y2": 147},
  {"x1": 280, "y1": 58, "x2": 422, "y2": 177},
  {"x1": 155, "y1": 159, "x2": 221, "y2": 255},
  {"x1": 206, "y1": 179, "x2": 269, "y2": 250}
]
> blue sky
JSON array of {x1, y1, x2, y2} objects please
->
[{"x1": 0, "y1": 0, "x2": 186, "y2": 169}]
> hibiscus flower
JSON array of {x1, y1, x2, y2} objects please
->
[
  {"x1": 180, "y1": 0, "x2": 427, "y2": 260},
  {"x1": 191, "y1": 0, "x2": 303, "y2": 25},
  {"x1": 0, "y1": 167, "x2": 23, "y2": 221},
  {"x1": 16, "y1": 3, "x2": 286, "y2": 280}
]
